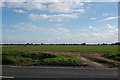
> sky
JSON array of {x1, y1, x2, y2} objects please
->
[{"x1": 1, "y1": 0, "x2": 119, "y2": 44}]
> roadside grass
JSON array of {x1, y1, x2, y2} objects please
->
[
  {"x1": 2, "y1": 56, "x2": 38, "y2": 66},
  {"x1": 39, "y1": 56, "x2": 82, "y2": 66},
  {"x1": 2, "y1": 51, "x2": 83, "y2": 66},
  {"x1": 103, "y1": 52, "x2": 120, "y2": 61},
  {"x1": 83, "y1": 55, "x2": 120, "y2": 68}
]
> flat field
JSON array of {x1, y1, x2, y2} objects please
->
[
  {"x1": 2, "y1": 45, "x2": 119, "y2": 53},
  {"x1": 1, "y1": 45, "x2": 120, "y2": 68}
]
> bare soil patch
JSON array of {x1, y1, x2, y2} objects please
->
[{"x1": 36, "y1": 51, "x2": 108, "y2": 68}]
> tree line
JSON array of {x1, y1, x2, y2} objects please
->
[{"x1": 1, "y1": 42, "x2": 120, "y2": 45}]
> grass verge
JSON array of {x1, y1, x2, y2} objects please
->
[{"x1": 2, "y1": 51, "x2": 83, "y2": 66}]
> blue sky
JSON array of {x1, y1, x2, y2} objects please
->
[{"x1": 1, "y1": 1, "x2": 119, "y2": 44}]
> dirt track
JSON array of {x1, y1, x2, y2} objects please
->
[{"x1": 39, "y1": 51, "x2": 108, "y2": 68}]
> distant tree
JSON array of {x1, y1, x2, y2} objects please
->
[
  {"x1": 102, "y1": 43, "x2": 107, "y2": 45},
  {"x1": 41, "y1": 43, "x2": 44, "y2": 45},
  {"x1": 31, "y1": 43, "x2": 33, "y2": 45},
  {"x1": 26, "y1": 43, "x2": 30, "y2": 45},
  {"x1": 62, "y1": 43, "x2": 65, "y2": 45},
  {"x1": 114, "y1": 42, "x2": 120, "y2": 45},
  {"x1": 10, "y1": 43, "x2": 13, "y2": 45},
  {"x1": 81, "y1": 43, "x2": 86, "y2": 45}
]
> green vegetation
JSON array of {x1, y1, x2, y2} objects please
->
[
  {"x1": 2, "y1": 45, "x2": 118, "y2": 53},
  {"x1": 1, "y1": 45, "x2": 119, "y2": 67},
  {"x1": 84, "y1": 56, "x2": 120, "y2": 67},
  {"x1": 2, "y1": 51, "x2": 83, "y2": 66},
  {"x1": 103, "y1": 53, "x2": 120, "y2": 61},
  {"x1": 39, "y1": 56, "x2": 82, "y2": 66},
  {"x1": 3, "y1": 56, "x2": 37, "y2": 66}
]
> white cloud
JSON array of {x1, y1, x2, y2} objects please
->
[
  {"x1": 2, "y1": 0, "x2": 60, "y2": 2},
  {"x1": 2, "y1": 0, "x2": 28, "y2": 2},
  {"x1": 103, "y1": 17, "x2": 118, "y2": 21},
  {"x1": 32, "y1": 0, "x2": 60, "y2": 3},
  {"x1": 4, "y1": 2, "x2": 85, "y2": 13},
  {"x1": 48, "y1": 27, "x2": 70, "y2": 35},
  {"x1": 3, "y1": 23, "x2": 118, "y2": 43},
  {"x1": 89, "y1": 26, "x2": 100, "y2": 30},
  {"x1": 49, "y1": 31, "x2": 118, "y2": 43},
  {"x1": 46, "y1": 2, "x2": 84, "y2": 13},
  {"x1": 5, "y1": 2, "x2": 46, "y2": 11},
  {"x1": 1, "y1": 0, "x2": 92, "y2": 2},
  {"x1": 17, "y1": 23, "x2": 42, "y2": 32},
  {"x1": 3, "y1": 23, "x2": 70, "y2": 34},
  {"x1": 104, "y1": 24, "x2": 114, "y2": 29},
  {"x1": 33, "y1": 0, "x2": 92, "y2": 3},
  {"x1": 14, "y1": 9, "x2": 27, "y2": 13},
  {"x1": 109, "y1": 28, "x2": 118, "y2": 33},
  {"x1": 3, "y1": 31, "x2": 118, "y2": 44},
  {"x1": 59, "y1": 31, "x2": 118, "y2": 43},
  {"x1": 3, "y1": 23, "x2": 43, "y2": 32},
  {"x1": 2, "y1": 0, "x2": 119, "y2": 2},
  {"x1": 74, "y1": 9, "x2": 85, "y2": 13},
  {"x1": 90, "y1": 17, "x2": 96, "y2": 20},
  {"x1": 29, "y1": 14, "x2": 79, "y2": 22}
]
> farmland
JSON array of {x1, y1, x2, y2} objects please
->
[
  {"x1": 1, "y1": 45, "x2": 120, "y2": 68},
  {"x1": 2, "y1": 45, "x2": 118, "y2": 53}
]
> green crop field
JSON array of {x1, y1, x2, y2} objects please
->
[{"x1": 1, "y1": 45, "x2": 119, "y2": 53}]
